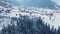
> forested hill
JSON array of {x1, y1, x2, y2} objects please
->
[{"x1": 0, "y1": 1, "x2": 60, "y2": 34}]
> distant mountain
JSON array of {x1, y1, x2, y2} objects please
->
[
  {"x1": 2, "y1": 0, "x2": 60, "y2": 10},
  {"x1": 22, "y1": 0, "x2": 60, "y2": 10}
]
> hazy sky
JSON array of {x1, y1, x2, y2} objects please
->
[
  {"x1": 52, "y1": 0, "x2": 60, "y2": 5},
  {"x1": 14, "y1": 0, "x2": 60, "y2": 5},
  {"x1": 1, "y1": 0, "x2": 60, "y2": 6}
]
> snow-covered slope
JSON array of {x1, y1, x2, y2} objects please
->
[{"x1": 0, "y1": 1, "x2": 60, "y2": 30}]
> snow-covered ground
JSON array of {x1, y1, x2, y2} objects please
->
[{"x1": 0, "y1": 1, "x2": 60, "y2": 30}]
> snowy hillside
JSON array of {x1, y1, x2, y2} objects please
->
[{"x1": 0, "y1": 1, "x2": 60, "y2": 30}]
